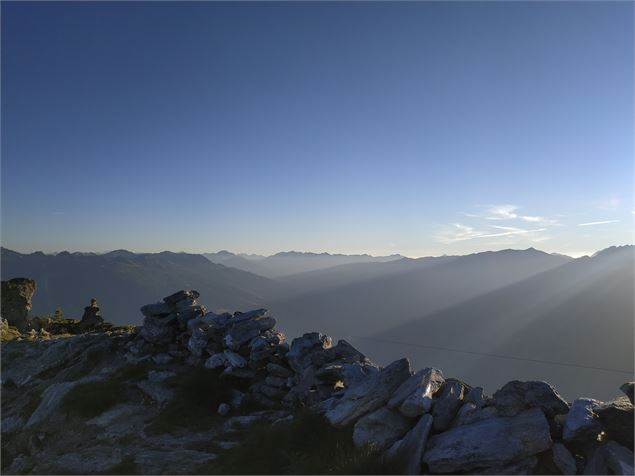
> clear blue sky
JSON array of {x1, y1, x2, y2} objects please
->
[{"x1": 2, "y1": 1, "x2": 633, "y2": 257}]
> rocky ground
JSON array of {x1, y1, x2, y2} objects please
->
[{"x1": 1, "y1": 289, "x2": 633, "y2": 475}]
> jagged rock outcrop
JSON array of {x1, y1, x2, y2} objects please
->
[
  {"x1": 1, "y1": 278, "x2": 36, "y2": 332},
  {"x1": 2, "y1": 288, "x2": 634, "y2": 476}
]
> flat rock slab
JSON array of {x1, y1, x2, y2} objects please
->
[
  {"x1": 423, "y1": 407, "x2": 552, "y2": 474},
  {"x1": 352, "y1": 406, "x2": 411, "y2": 451},
  {"x1": 325, "y1": 358, "x2": 412, "y2": 427},
  {"x1": 492, "y1": 380, "x2": 569, "y2": 418}
]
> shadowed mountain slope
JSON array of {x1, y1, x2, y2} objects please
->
[
  {"x1": 1, "y1": 248, "x2": 283, "y2": 325},
  {"x1": 364, "y1": 245, "x2": 634, "y2": 400},
  {"x1": 270, "y1": 248, "x2": 573, "y2": 340}
]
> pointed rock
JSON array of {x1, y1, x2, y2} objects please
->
[
  {"x1": 388, "y1": 368, "x2": 445, "y2": 418},
  {"x1": 385, "y1": 414, "x2": 433, "y2": 475}
]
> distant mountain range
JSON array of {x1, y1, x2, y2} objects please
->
[
  {"x1": 203, "y1": 250, "x2": 404, "y2": 278},
  {"x1": 0, "y1": 248, "x2": 282, "y2": 324},
  {"x1": 2, "y1": 244, "x2": 632, "y2": 399}
]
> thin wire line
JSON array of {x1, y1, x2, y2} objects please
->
[{"x1": 347, "y1": 335, "x2": 634, "y2": 375}]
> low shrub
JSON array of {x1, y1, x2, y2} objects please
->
[
  {"x1": 145, "y1": 367, "x2": 235, "y2": 435},
  {"x1": 198, "y1": 410, "x2": 398, "y2": 474},
  {"x1": 61, "y1": 378, "x2": 126, "y2": 419}
]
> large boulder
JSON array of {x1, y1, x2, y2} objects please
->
[
  {"x1": 492, "y1": 380, "x2": 569, "y2": 418},
  {"x1": 603, "y1": 441, "x2": 635, "y2": 475},
  {"x1": 422, "y1": 407, "x2": 552, "y2": 473},
  {"x1": 385, "y1": 414, "x2": 433, "y2": 475},
  {"x1": 432, "y1": 378, "x2": 470, "y2": 431},
  {"x1": 552, "y1": 442, "x2": 577, "y2": 475},
  {"x1": 595, "y1": 398, "x2": 634, "y2": 449},
  {"x1": 325, "y1": 358, "x2": 412, "y2": 427},
  {"x1": 563, "y1": 398, "x2": 602, "y2": 442},
  {"x1": 620, "y1": 382, "x2": 634, "y2": 405},
  {"x1": 1, "y1": 278, "x2": 36, "y2": 332},
  {"x1": 388, "y1": 367, "x2": 445, "y2": 418},
  {"x1": 352, "y1": 406, "x2": 411, "y2": 451}
]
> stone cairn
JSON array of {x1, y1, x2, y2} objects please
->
[
  {"x1": 79, "y1": 298, "x2": 104, "y2": 330},
  {"x1": 127, "y1": 289, "x2": 634, "y2": 475}
]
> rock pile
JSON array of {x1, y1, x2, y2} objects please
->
[
  {"x1": 127, "y1": 289, "x2": 635, "y2": 475},
  {"x1": 1, "y1": 277, "x2": 36, "y2": 332}
]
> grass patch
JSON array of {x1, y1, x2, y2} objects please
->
[
  {"x1": 61, "y1": 378, "x2": 127, "y2": 419},
  {"x1": 197, "y1": 410, "x2": 398, "y2": 474},
  {"x1": 112, "y1": 362, "x2": 149, "y2": 382},
  {"x1": 145, "y1": 367, "x2": 235, "y2": 435}
]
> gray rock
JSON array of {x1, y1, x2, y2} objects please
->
[
  {"x1": 451, "y1": 403, "x2": 499, "y2": 427},
  {"x1": 221, "y1": 367, "x2": 256, "y2": 379},
  {"x1": 584, "y1": 445, "x2": 610, "y2": 475},
  {"x1": 176, "y1": 306, "x2": 205, "y2": 326},
  {"x1": 352, "y1": 406, "x2": 412, "y2": 451},
  {"x1": 388, "y1": 367, "x2": 445, "y2": 418},
  {"x1": 603, "y1": 441, "x2": 635, "y2": 475},
  {"x1": 152, "y1": 353, "x2": 173, "y2": 365},
  {"x1": 267, "y1": 362, "x2": 294, "y2": 378},
  {"x1": 137, "y1": 379, "x2": 174, "y2": 405},
  {"x1": 563, "y1": 398, "x2": 602, "y2": 442},
  {"x1": 493, "y1": 380, "x2": 569, "y2": 418},
  {"x1": 227, "y1": 316, "x2": 277, "y2": 347},
  {"x1": 595, "y1": 397, "x2": 634, "y2": 448},
  {"x1": 205, "y1": 353, "x2": 227, "y2": 369},
  {"x1": 552, "y1": 442, "x2": 577, "y2": 475},
  {"x1": 187, "y1": 327, "x2": 209, "y2": 356},
  {"x1": 223, "y1": 415, "x2": 263, "y2": 432},
  {"x1": 385, "y1": 414, "x2": 433, "y2": 475},
  {"x1": 311, "y1": 339, "x2": 368, "y2": 368},
  {"x1": 163, "y1": 289, "x2": 200, "y2": 304},
  {"x1": 464, "y1": 386, "x2": 487, "y2": 408},
  {"x1": 202, "y1": 311, "x2": 232, "y2": 329},
  {"x1": 56, "y1": 446, "x2": 124, "y2": 474},
  {"x1": 223, "y1": 350, "x2": 247, "y2": 368},
  {"x1": 259, "y1": 384, "x2": 287, "y2": 399},
  {"x1": 133, "y1": 449, "x2": 217, "y2": 474},
  {"x1": 432, "y1": 378, "x2": 470, "y2": 431},
  {"x1": 287, "y1": 332, "x2": 333, "y2": 373},
  {"x1": 423, "y1": 407, "x2": 552, "y2": 473},
  {"x1": 477, "y1": 456, "x2": 538, "y2": 475},
  {"x1": 326, "y1": 358, "x2": 412, "y2": 427},
  {"x1": 620, "y1": 382, "x2": 634, "y2": 405},
  {"x1": 27, "y1": 377, "x2": 101, "y2": 427},
  {"x1": 265, "y1": 376, "x2": 287, "y2": 388},
  {"x1": 218, "y1": 403, "x2": 231, "y2": 416},
  {"x1": 233, "y1": 308, "x2": 268, "y2": 322},
  {"x1": 140, "y1": 301, "x2": 173, "y2": 317},
  {"x1": 139, "y1": 316, "x2": 175, "y2": 344}
]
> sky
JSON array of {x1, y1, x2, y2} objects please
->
[{"x1": 2, "y1": 1, "x2": 633, "y2": 258}]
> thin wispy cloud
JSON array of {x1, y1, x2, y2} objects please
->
[
  {"x1": 463, "y1": 205, "x2": 558, "y2": 225},
  {"x1": 437, "y1": 223, "x2": 548, "y2": 244},
  {"x1": 577, "y1": 220, "x2": 620, "y2": 227}
]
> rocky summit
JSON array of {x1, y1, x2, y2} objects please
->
[{"x1": 1, "y1": 289, "x2": 634, "y2": 475}]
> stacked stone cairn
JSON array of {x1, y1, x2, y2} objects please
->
[{"x1": 129, "y1": 289, "x2": 635, "y2": 475}]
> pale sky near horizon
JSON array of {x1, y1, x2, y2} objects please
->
[{"x1": 2, "y1": 1, "x2": 633, "y2": 258}]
